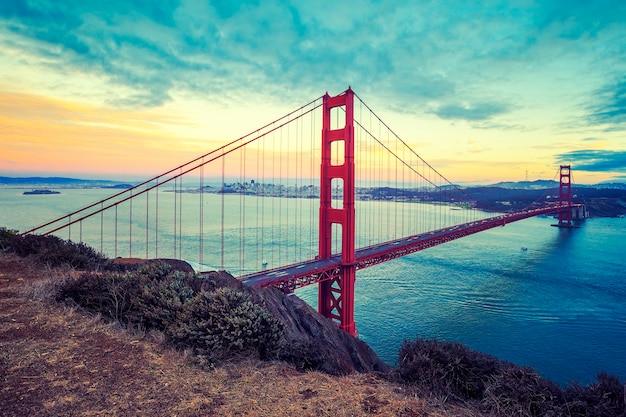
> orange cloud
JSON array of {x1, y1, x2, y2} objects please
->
[{"x1": 0, "y1": 90, "x2": 224, "y2": 177}]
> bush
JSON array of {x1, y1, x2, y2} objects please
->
[
  {"x1": 482, "y1": 366, "x2": 563, "y2": 417},
  {"x1": 0, "y1": 227, "x2": 19, "y2": 251},
  {"x1": 183, "y1": 287, "x2": 283, "y2": 361},
  {"x1": 397, "y1": 338, "x2": 626, "y2": 417},
  {"x1": 564, "y1": 372, "x2": 626, "y2": 417},
  {"x1": 8, "y1": 233, "x2": 107, "y2": 270},
  {"x1": 57, "y1": 263, "x2": 283, "y2": 365},
  {"x1": 59, "y1": 269, "x2": 143, "y2": 323},
  {"x1": 397, "y1": 338, "x2": 503, "y2": 400},
  {"x1": 136, "y1": 267, "x2": 198, "y2": 337},
  {"x1": 276, "y1": 339, "x2": 329, "y2": 372}
]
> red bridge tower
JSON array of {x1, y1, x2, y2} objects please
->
[
  {"x1": 557, "y1": 165, "x2": 573, "y2": 227},
  {"x1": 318, "y1": 88, "x2": 357, "y2": 335}
]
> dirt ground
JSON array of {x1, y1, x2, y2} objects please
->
[{"x1": 0, "y1": 252, "x2": 480, "y2": 416}]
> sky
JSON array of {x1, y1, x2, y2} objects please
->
[{"x1": 1, "y1": 0, "x2": 625, "y2": 184}]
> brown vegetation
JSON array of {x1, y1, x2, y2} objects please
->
[{"x1": 0, "y1": 252, "x2": 477, "y2": 416}]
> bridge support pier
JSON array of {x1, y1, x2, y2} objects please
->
[{"x1": 318, "y1": 88, "x2": 357, "y2": 336}]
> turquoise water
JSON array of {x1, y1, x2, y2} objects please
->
[
  {"x1": 2, "y1": 187, "x2": 625, "y2": 385},
  {"x1": 296, "y1": 214, "x2": 626, "y2": 386},
  {"x1": 356, "y1": 217, "x2": 626, "y2": 386}
]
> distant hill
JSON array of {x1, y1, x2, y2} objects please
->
[
  {"x1": 489, "y1": 180, "x2": 559, "y2": 190},
  {"x1": 0, "y1": 176, "x2": 132, "y2": 188},
  {"x1": 594, "y1": 182, "x2": 626, "y2": 190},
  {"x1": 489, "y1": 180, "x2": 626, "y2": 190},
  {"x1": 464, "y1": 181, "x2": 626, "y2": 217}
]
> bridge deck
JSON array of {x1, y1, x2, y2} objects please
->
[{"x1": 239, "y1": 204, "x2": 573, "y2": 291}]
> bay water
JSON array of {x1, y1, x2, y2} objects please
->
[{"x1": 2, "y1": 187, "x2": 624, "y2": 386}]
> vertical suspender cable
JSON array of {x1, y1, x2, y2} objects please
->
[
  {"x1": 387, "y1": 129, "x2": 398, "y2": 239},
  {"x1": 145, "y1": 190, "x2": 149, "y2": 260},
  {"x1": 178, "y1": 171, "x2": 183, "y2": 259},
  {"x1": 295, "y1": 115, "x2": 300, "y2": 262},
  {"x1": 378, "y1": 119, "x2": 383, "y2": 243},
  {"x1": 271, "y1": 129, "x2": 275, "y2": 268},
  {"x1": 294, "y1": 114, "x2": 300, "y2": 262},
  {"x1": 155, "y1": 178, "x2": 159, "y2": 259},
  {"x1": 309, "y1": 107, "x2": 314, "y2": 259},
  {"x1": 401, "y1": 139, "x2": 405, "y2": 238},
  {"x1": 199, "y1": 162, "x2": 204, "y2": 268},
  {"x1": 221, "y1": 154, "x2": 225, "y2": 270},
  {"x1": 299, "y1": 111, "x2": 304, "y2": 260},
  {"x1": 366, "y1": 101, "x2": 371, "y2": 246},
  {"x1": 279, "y1": 126, "x2": 283, "y2": 265},
  {"x1": 241, "y1": 145, "x2": 245, "y2": 274},
  {"x1": 261, "y1": 129, "x2": 266, "y2": 268},
  {"x1": 114, "y1": 204, "x2": 118, "y2": 258},
  {"x1": 423, "y1": 162, "x2": 427, "y2": 233},
  {"x1": 285, "y1": 116, "x2": 290, "y2": 262},
  {"x1": 239, "y1": 145, "x2": 243, "y2": 273},
  {"x1": 100, "y1": 203, "x2": 103, "y2": 254},
  {"x1": 129, "y1": 190, "x2": 133, "y2": 258},
  {"x1": 256, "y1": 140, "x2": 260, "y2": 269},
  {"x1": 173, "y1": 177, "x2": 177, "y2": 259},
  {"x1": 243, "y1": 147, "x2": 246, "y2": 274}
]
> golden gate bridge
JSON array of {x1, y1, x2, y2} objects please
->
[{"x1": 22, "y1": 88, "x2": 583, "y2": 336}]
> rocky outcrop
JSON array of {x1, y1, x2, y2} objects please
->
[
  {"x1": 251, "y1": 285, "x2": 391, "y2": 376},
  {"x1": 108, "y1": 263, "x2": 390, "y2": 376}
]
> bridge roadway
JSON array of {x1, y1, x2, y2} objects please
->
[{"x1": 239, "y1": 204, "x2": 571, "y2": 292}]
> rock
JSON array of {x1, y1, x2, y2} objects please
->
[
  {"x1": 143, "y1": 267, "x2": 390, "y2": 376},
  {"x1": 251, "y1": 285, "x2": 391, "y2": 376}
]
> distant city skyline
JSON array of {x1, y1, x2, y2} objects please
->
[{"x1": 1, "y1": 1, "x2": 625, "y2": 184}]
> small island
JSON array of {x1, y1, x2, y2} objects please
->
[{"x1": 23, "y1": 189, "x2": 61, "y2": 195}]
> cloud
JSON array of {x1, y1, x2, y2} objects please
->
[
  {"x1": 1, "y1": 0, "x2": 625, "y2": 124},
  {"x1": 585, "y1": 77, "x2": 626, "y2": 128},
  {"x1": 556, "y1": 150, "x2": 626, "y2": 172},
  {"x1": 431, "y1": 101, "x2": 511, "y2": 121},
  {"x1": 533, "y1": 0, "x2": 626, "y2": 40}
]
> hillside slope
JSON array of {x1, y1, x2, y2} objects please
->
[{"x1": 0, "y1": 253, "x2": 478, "y2": 417}]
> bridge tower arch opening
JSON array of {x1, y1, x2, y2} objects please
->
[{"x1": 318, "y1": 88, "x2": 357, "y2": 335}]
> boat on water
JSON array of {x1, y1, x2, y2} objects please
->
[{"x1": 23, "y1": 189, "x2": 61, "y2": 195}]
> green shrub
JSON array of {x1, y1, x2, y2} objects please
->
[
  {"x1": 276, "y1": 339, "x2": 329, "y2": 372},
  {"x1": 183, "y1": 287, "x2": 283, "y2": 361},
  {"x1": 397, "y1": 338, "x2": 503, "y2": 400},
  {"x1": 398, "y1": 338, "x2": 626, "y2": 417},
  {"x1": 482, "y1": 366, "x2": 563, "y2": 417},
  {"x1": 8, "y1": 233, "x2": 107, "y2": 270},
  {"x1": 59, "y1": 263, "x2": 189, "y2": 326},
  {"x1": 564, "y1": 372, "x2": 626, "y2": 417},
  {"x1": 59, "y1": 270, "x2": 143, "y2": 323},
  {"x1": 57, "y1": 263, "x2": 283, "y2": 365},
  {"x1": 0, "y1": 227, "x2": 19, "y2": 251},
  {"x1": 137, "y1": 265, "x2": 208, "y2": 343}
]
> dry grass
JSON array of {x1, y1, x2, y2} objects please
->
[{"x1": 0, "y1": 252, "x2": 483, "y2": 416}]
